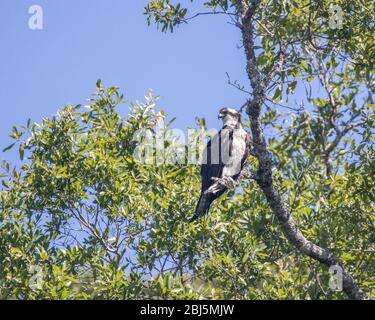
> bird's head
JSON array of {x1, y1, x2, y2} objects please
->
[{"x1": 218, "y1": 108, "x2": 241, "y2": 127}]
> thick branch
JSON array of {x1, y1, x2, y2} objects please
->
[{"x1": 236, "y1": 0, "x2": 365, "y2": 300}]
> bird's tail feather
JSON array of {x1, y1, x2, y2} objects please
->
[{"x1": 189, "y1": 194, "x2": 211, "y2": 222}]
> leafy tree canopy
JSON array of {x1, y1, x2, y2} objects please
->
[{"x1": 0, "y1": 1, "x2": 374, "y2": 299}]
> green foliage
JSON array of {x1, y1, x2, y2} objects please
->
[
  {"x1": 0, "y1": 0, "x2": 374, "y2": 300},
  {"x1": 0, "y1": 82, "x2": 373, "y2": 299}
]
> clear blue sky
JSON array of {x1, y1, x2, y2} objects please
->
[
  {"x1": 0, "y1": 0, "x2": 251, "y2": 164},
  {"x1": 1, "y1": 1, "x2": 300, "y2": 165}
]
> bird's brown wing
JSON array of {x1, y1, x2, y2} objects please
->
[
  {"x1": 201, "y1": 128, "x2": 233, "y2": 191},
  {"x1": 190, "y1": 130, "x2": 233, "y2": 222}
]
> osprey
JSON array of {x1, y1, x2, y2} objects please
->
[{"x1": 190, "y1": 108, "x2": 251, "y2": 222}]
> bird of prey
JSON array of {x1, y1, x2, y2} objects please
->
[{"x1": 190, "y1": 108, "x2": 252, "y2": 222}]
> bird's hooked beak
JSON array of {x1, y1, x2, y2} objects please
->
[{"x1": 218, "y1": 112, "x2": 225, "y2": 120}]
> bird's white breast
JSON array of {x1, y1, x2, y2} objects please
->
[{"x1": 222, "y1": 127, "x2": 247, "y2": 177}]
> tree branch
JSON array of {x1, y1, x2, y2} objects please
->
[{"x1": 235, "y1": 0, "x2": 365, "y2": 300}]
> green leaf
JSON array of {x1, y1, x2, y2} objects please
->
[
  {"x1": 19, "y1": 144, "x2": 25, "y2": 160},
  {"x1": 2, "y1": 143, "x2": 16, "y2": 152},
  {"x1": 272, "y1": 87, "x2": 282, "y2": 101}
]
